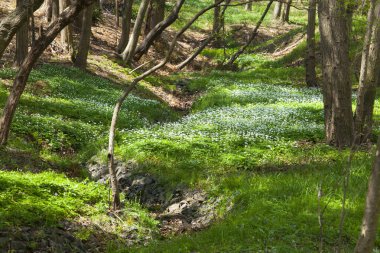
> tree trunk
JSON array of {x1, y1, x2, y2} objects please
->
[
  {"x1": 272, "y1": 1, "x2": 282, "y2": 20},
  {"x1": 120, "y1": 0, "x2": 150, "y2": 65},
  {"x1": 74, "y1": 3, "x2": 94, "y2": 69},
  {"x1": 145, "y1": 0, "x2": 165, "y2": 35},
  {"x1": 213, "y1": 0, "x2": 221, "y2": 33},
  {"x1": 117, "y1": 0, "x2": 134, "y2": 53},
  {"x1": 224, "y1": 0, "x2": 274, "y2": 67},
  {"x1": 281, "y1": 0, "x2": 292, "y2": 22},
  {"x1": 134, "y1": 0, "x2": 185, "y2": 61},
  {"x1": 305, "y1": 0, "x2": 318, "y2": 87},
  {"x1": 107, "y1": 0, "x2": 223, "y2": 211},
  {"x1": 44, "y1": 0, "x2": 53, "y2": 22},
  {"x1": 0, "y1": 0, "x2": 96, "y2": 145},
  {"x1": 354, "y1": 0, "x2": 380, "y2": 145},
  {"x1": 0, "y1": 0, "x2": 43, "y2": 60},
  {"x1": 354, "y1": 137, "x2": 380, "y2": 253},
  {"x1": 318, "y1": 0, "x2": 354, "y2": 147},
  {"x1": 52, "y1": 0, "x2": 59, "y2": 21},
  {"x1": 245, "y1": 2, "x2": 252, "y2": 11},
  {"x1": 59, "y1": 0, "x2": 74, "y2": 53},
  {"x1": 14, "y1": 0, "x2": 29, "y2": 68}
]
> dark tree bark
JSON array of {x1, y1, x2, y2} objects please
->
[
  {"x1": 354, "y1": 0, "x2": 380, "y2": 145},
  {"x1": 133, "y1": 0, "x2": 185, "y2": 61},
  {"x1": 14, "y1": 0, "x2": 29, "y2": 67},
  {"x1": 305, "y1": 0, "x2": 318, "y2": 87},
  {"x1": 272, "y1": 1, "x2": 282, "y2": 20},
  {"x1": 120, "y1": 0, "x2": 150, "y2": 64},
  {"x1": 224, "y1": 0, "x2": 274, "y2": 67},
  {"x1": 74, "y1": 3, "x2": 95, "y2": 69},
  {"x1": 59, "y1": 0, "x2": 74, "y2": 53},
  {"x1": 108, "y1": 0, "x2": 225, "y2": 210},
  {"x1": 318, "y1": 0, "x2": 354, "y2": 147},
  {"x1": 0, "y1": 0, "x2": 96, "y2": 146},
  {"x1": 354, "y1": 136, "x2": 380, "y2": 253},
  {"x1": 44, "y1": 0, "x2": 53, "y2": 22},
  {"x1": 213, "y1": 0, "x2": 221, "y2": 33},
  {"x1": 0, "y1": 0, "x2": 43, "y2": 60},
  {"x1": 281, "y1": 0, "x2": 292, "y2": 22},
  {"x1": 117, "y1": 0, "x2": 134, "y2": 53},
  {"x1": 145, "y1": 0, "x2": 165, "y2": 35}
]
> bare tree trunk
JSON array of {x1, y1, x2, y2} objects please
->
[
  {"x1": 281, "y1": 0, "x2": 292, "y2": 22},
  {"x1": 134, "y1": 0, "x2": 185, "y2": 61},
  {"x1": 176, "y1": 0, "x2": 229, "y2": 70},
  {"x1": 0, "y1": 0, "x2": 95, "y2": 146},
  {"x1": 14, "y1": 0, "x2": 29, "y2": 67},
  {"x1": 0, "y1": 0, "x2": 43, "y2": 60},
  {"x1": 305, "y1": 0, "x2": 318, "y2": 87},
  {"x1": 52, "y1": 0, "x2": 59, "y2": 21},
  {"x1": 115, "y1": 0, "x2": 119, "y2": 27},
  {"x1": 354, "y1": 136, "x2": 380, "y2": 253},
  {"x1": 245, "y1": 2, "x2": 252, "y2": 11},
  {"x1": 354, "y1": 0, "x2": 380, "y2": 145},
  {"x1": 44, "y1": 0, "x2": 53, "y2": 22},
  {"x1": 120, "y1": 0, "x2": 150, "y2": 65},
  {"x1": 74, "y1": 3, "x2": 94, "y2": 69},
  {"x1": 318, "y1": 0, "x2": 354, "y2": 148},
  {"x1": 108, "y1": 0, "x2": 224, "y2": 210},
  {"x1": 272, "y1": 1, "x2": 282, "y2": 20},
  {"x1": 224, "y1": 0, "x2": 274, "y2": 67},
  {"x1": 117, "y1": 0, "x2": 134, "y2": 53},
  {"x1": 59, "y1": 0, "x2": 74, "y2": 53},
  {"x1": 213, "y1": 0, "x2": 221, "y2": 33},
  {"x1": 145, "y1": 0, "x2": 165, "y2": 35}
]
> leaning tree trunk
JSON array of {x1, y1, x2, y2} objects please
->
[
  {"x1": 74, "y1": 3, "x2": 95, "y2": 69},
  {"x1": 305, "y1": 0, "x2": 318, "y2": 87},
  {"x1": 281, "y1": 0, "x2": 292, "y2": 22},
  {"x1": 354, "y1": 136, "x2": 380, "y2": 253},
  {"x1": 318, "y1": 0, "x2": 354, "y2": 148},
  {"x1": 117, "y1": 0, "x2": 134, "y2": 53},
  {"x1": 0, "y1": 0, "x2": 96, "y2": 145},
  {"x1": 133, "y1": 0, "x2": 185, "y2": 61},
  {"x1": 59, "y1": 0, "x2": 74, "y2": 53},
  {"x1": 224, "y1": 0, "x2": 274, "y2": 67},
  {"x1": 354, "y1": 0, "x2": 380, "y2": 145},
  {"x1": 0, "y1": 0, "x2": 43, "y2": 60},
  {"x1": 145, "y1": 0, "x2": 165, "y2": 35},
  {"x1": 108, "y1": 0, "x2": 225, "y2": 210},
  {"x1": 14, "y1": 0, "x2": 29, "y2": 67},
  {"x1": 272, "y1": 1, "x2": 282, "y2": 20},
  {"x1": 120, "y1": 0, "x2": 150, "y2": 65}
]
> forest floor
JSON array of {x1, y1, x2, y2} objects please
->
[{"x1": 0, "y1": 1, "x2": 375, "y2": 252}]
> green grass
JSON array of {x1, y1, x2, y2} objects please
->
[{"x1": 0, "y1": 64, "x2": 177, "y2": 169}]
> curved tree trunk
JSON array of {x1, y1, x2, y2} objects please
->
[
  {"x1": 0, "y1": 0, "x2": 43, "y2": 60},
  {"x1": 305, "y1": 0, "x2": 318, "y2": 87},
  {"x1": 108, "y1": 0, "x2": 224, "y2": 210},
  {"x1": 120, "y1": 0, "x2": 150, "y2": 65},
  {"x1": 318, "y1": 0, "x2": 354, "y2": 147},
  {"x1": 0, "y1": 0, "x2": 96, "y2": 145},
  {"x1": 74, "y1": 3, "x2": 95, "y2": 69},
  {"x1": 134, "y1": 0, "x2": 185, "y2": 61},
  {"x1": 354, "y1": 136, "x2": 380, "y2": 253},
  {"x1": 354, "y1": 0, "x2": 380, "y2": 145},
  {"x1": 117, "y1": 0, "x2": 134, "y2": 53}
]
